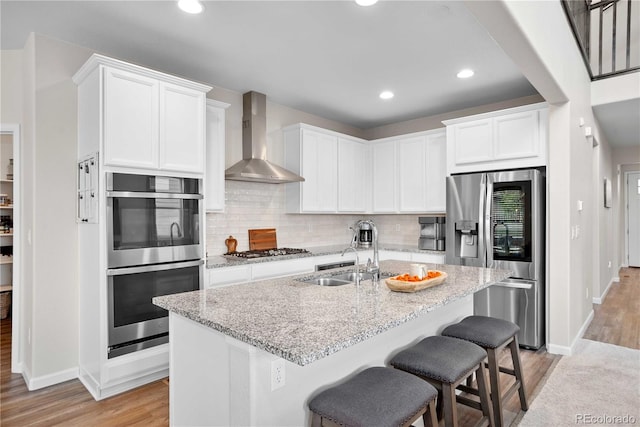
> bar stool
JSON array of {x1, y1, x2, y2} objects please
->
[
  {"x1": 390, "y1": 336, "x2": 493, "y2": 427},
  {"x1": 308, "y1": 366, "x2": 438, "y2": 427},
  {"x1": 442, "y1": 316, "x2": 528, "y2": 427}
]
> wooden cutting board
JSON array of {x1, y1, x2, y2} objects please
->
[{"x1": 248, "y1": 228, "x2": 277, "y2": 251}]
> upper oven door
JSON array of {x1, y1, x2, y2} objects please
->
[{"x1": 106, "y1": 173, "x2": 203, "y2": 268}]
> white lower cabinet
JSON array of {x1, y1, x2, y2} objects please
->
[
  {"x1": 410, "y1": 252, "x2": 446, "y2": 264},
  {"x1": 207, "y1": 265, "x2": 252, "y2": 289},
  {"x1": 251, "y1": 258, "x2": 315, "y2": 280}
]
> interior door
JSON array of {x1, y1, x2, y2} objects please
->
[{"x1": 628, "y1": 172, "x2": 640, "y2": 267}]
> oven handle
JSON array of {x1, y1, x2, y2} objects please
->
[
  {"x1": 106, "y1": 191, "x2": 203, "y2": 200},
  {"x1": 107, "y1": 259, "x2": 204, "y2": 276}
]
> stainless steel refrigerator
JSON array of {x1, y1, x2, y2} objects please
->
[{"x1": 445, "y1": 168, "x2": 545, "y2": 349}]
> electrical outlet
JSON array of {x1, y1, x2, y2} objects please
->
[
  {"x1": 395, "y1": 224, "x2": 400, "y2": 232},
  {"x1": 586, "y1": 287, "x2": 589, "y2": 299},
  {"x1": 608, "y1": 261, "x2": 612, "y2": 268},
  {"x1": 271, "y1": 358, "x2": 285, "y2": 390}
]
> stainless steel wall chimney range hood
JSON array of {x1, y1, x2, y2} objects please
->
[{"x1": 224, "y1": 91, "x2": 304, "y2": 184}]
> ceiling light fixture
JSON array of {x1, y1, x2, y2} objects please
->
[
  {"x1": 457, "y1": 69, "x2": 474, "y2": 79},
  {"x1": 356, "y1": 0, "x2": 379, "y2": 6},
  {"x1": 178, "y1": 0, "x2": 204, "y2": 14},
  {"x1": 379, "y1": 91, "x2": 394, "y2": 100}
]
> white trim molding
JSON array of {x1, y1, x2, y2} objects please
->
[{"x1": 547, "y1": 309, "x2": 595, "y2": 356}]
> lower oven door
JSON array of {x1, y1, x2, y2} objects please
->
[{"x1": 107, "y1": 259, "x2": 203, "y2": 358}]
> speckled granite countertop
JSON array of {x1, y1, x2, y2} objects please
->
[
  {"x1": 206, "y1": 244, "x2": 445, "y2": 268},
  {"x1": 154, "y1": 260, "x2": 511, "y2": 366}
]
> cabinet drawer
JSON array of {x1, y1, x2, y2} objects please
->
[
  {"x1": 207, "y1": 265, "x2": 251, "y2": 288},
  {"x1": 251, "y1": 258, "x2": 314, "y2": 280}
]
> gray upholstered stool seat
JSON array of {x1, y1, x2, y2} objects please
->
[
  {"x1": 442, "y1": 316, "x2": 528, "y2": 427},
  {"x1": 308, "y1": 366, "x2": 438, "y2": 427},
  {"x1": 390, "y1": 336, "x2": 493, "y2": 427},
  {"x1": 441, "y1": 315, "x2": 520, "y2": 349}
]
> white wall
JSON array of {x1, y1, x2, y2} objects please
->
[
  {"x1": 466, "y1": 0, "x2": 614, "y2": 353},
  {"x1": 12, "y1": 34, "x2": 94, "y2": 385},
  {"x1": 614, "y1": 146, "x2": 640, "y2": 268}
]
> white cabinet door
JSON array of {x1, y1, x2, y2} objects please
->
[
  {"x1": 301, "y1": 129, "x2": 338, "y2": 212},
  {"x1": 338, "y1": 137, "x2": 368, "y2": 213},
  {"x1": 493, "y1": 110, "x2": 539, "y2": 161},
  {"x1": 159, "y1": 83, "x2": 206, "y2": 173},
  {"x1": 452, "y1": 118, "x2": 492, "y2": 165},
  {"x1": 398, "y1": 136, "x2": 427, "y2": 212},
  {"x1": 205, "y1": 100, "x2": 229, "y2": 212},
  {"x1": 424, "y1": 132, "x2": 446, "y2": 212},
  {"x1": 372, "y1": 140, "x2": 397, "y2": 213},
  {"x1": 410, "y1": 252, "x2": 445, "y2": 264},
  {"x1": 103, "y1": 67, "x2": 158, "y2": 169},
  {"x1": 207, "y1": 265, "x2": 252, "y2": 288}
]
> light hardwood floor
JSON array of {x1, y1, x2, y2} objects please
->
[{"x1": 1, "y1": 268, "x2": 636, "y2": 426}]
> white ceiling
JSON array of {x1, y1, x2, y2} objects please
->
[
  {"x1": 1, "y1": 0, "x2": 542, "y2": 130},
  {"x1": 3, "y1": 1, "x2": 636, "y2": 149}
]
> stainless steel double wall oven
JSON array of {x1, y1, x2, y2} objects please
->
[{"x1": 106, "y1": 173, "x2": 203, "y2": 358}]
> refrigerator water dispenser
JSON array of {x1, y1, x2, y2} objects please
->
[{"x1": 455, "y1": 221, "x2": 478, "y2": 258}]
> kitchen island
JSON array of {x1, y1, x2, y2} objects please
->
[{"x1": 153, "y1": 260, "x2": 512, "y2": 426}]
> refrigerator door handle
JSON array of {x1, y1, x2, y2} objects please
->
[
  {"x1": 494, "y1": 278, "x2": 535, "y2": 290},
  {"x1": 484, "y1": 176, "x2": 493, "y2": 267}
]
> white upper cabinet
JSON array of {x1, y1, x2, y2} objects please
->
[
  {"x1": 284, "y1": 125, "x2": 340, "y2": 213},
  {"x1": 159, "y1": 82, "x2": 206, "y2": 173},
  {"x1": 74, "y1": 54, "x2": 212, "y2": 176},
  {"x1": 285, "y1": 124, "x2": 446, "y2": 214},
  {"x1": 374, "y1": 129, "x2": 447, "y2": 214},
  {"x1": 398, "y1": 132, "x2": 447, "y2": 213},
  {"x1": 398, "y1": 135, "x2": 427, "y2": 212},
  {"x1": 424, "y1": 132, "x2": 447, "y2": 212},
  {"x1": 103, "y1": 68, "x2": 159, "y2": 169},
  {"x1": 205, "y1": 99, "x2": 230, "y2": 212},
  {"x1": 337, "y1": 136, "x2": 369, "y2": 213},
  {"x1": 444, "y1": 102, "x2": 547, "y2": 175},
  {"x1": 371, "y1": 139, "x2": 397, "y2": 213}
]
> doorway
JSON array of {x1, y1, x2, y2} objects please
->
[
  {"x1": 0, "y1": 124, "x2": 21, "y2": 373},
  {"x1": 627, "y1": 171, "x2": 640, "y2": 267}
]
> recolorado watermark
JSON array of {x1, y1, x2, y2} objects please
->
[{"x1": 576, "y1": 414, "x2": 637, "y2": 424}]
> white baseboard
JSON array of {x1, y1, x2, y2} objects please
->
[
  {"x1": 546, "y1": 309, "x2": 594, "y2": 356},
  {"x1": 23, "y1": 366, "x2": 79, "y2": 391},
  {"x1": 592, "y1": 276, "x2": 617, "y2": 304}
]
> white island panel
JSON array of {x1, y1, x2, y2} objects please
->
[{"x1": 169, "y1": 295, "x2": 472, "y2": 427}]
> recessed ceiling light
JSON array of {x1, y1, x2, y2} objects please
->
[
  {"x1": 457, "y1": 69, "x2": 475, "y2": 79},
  {"x1": 356, "y1": 0, "x2": 379, "y2": 6},
  {"x1": 178, "y1": 0, "x2": 203, "y2": 14},
  {"x1": 379, "y1": 91, "x2": 394, "y2": 100}
]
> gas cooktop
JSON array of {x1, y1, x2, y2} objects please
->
[{"x1": 224, "y1": 248, "x2": 310, "y2": 259}]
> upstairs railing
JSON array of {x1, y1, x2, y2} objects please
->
[{"x1": 562, "y1": 0, "x2": 640, "y2": 80}]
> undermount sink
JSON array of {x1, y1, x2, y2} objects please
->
[
  {"x1": 304, "y1": 277, "x2": 352, "y2": 286},
  {"x1": 301, "y1": 271, "x2": 395, "y2": 286}
]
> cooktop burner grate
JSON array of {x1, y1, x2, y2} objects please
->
[{"x1": 224, "y1": 248, "x2": 310, "y2": 259}]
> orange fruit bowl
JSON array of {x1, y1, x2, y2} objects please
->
[{"x1": 385, "y1": 271, "x2": 448, "y2": 293}]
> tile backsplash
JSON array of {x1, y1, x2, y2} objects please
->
[{"x1": 205, "y1": 181, "x2": 428, "y2": 256}]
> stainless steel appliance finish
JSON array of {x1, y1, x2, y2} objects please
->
[
  {"x1": 106, "y1": 173, "x2": 203, "y2": 268},
  {"x1": 445, "y1": 168, "x2": 545, "y2": 349},
  {"x1": 225, "y1": 91, "x2": 305, "y2": 184},
  {"x1": 357, "y1": 222, "x2": 373, "y2": 248},
  {"x1": 107, "y1": 259, "x2": 203, "y2": 358},
  {"x1": 418, "y1": 216, "x2": 446, "y2": 251}
]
